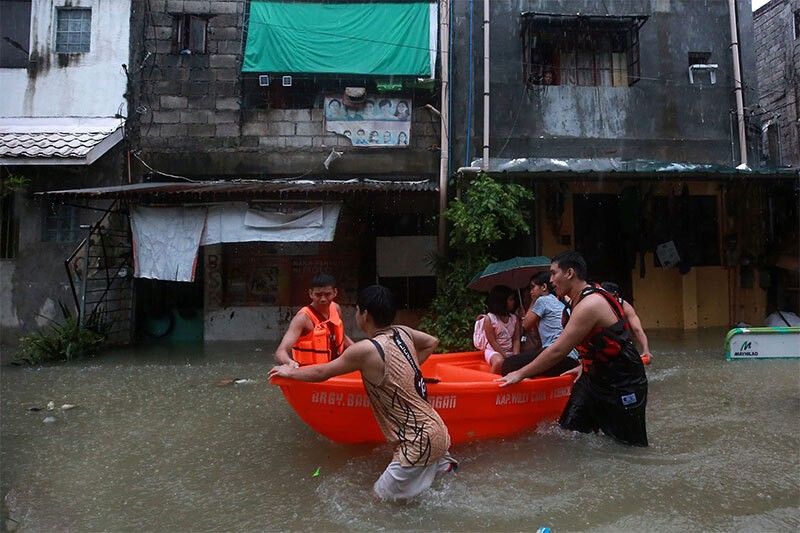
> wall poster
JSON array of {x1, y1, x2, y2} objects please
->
[{"x1": 324, "y1": 96, "x2": 411, "y2": 148}]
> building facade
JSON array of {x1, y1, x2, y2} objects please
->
[
  {"x1": 1, "y1": 0, "x2": 132, "y2": 345},
  {"x1": 98, "y1": 0, "x2": 442, "y2": 342},
  {"x1": 755, "y1": 0, "x2": 800, "y2": 167},
  {"x1": 448, "y1": 0, "x2": 798, "y2": 328}
]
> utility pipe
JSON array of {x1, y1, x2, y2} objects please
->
[
  {"x1": 727, "y1": 0, "x2": 748, "y2": 169},
  {"x1": 482, "y1": 0, "x2": 490, "y2": 170},
  {"x1": 438, "y1": 0, "x2": 450, "y2": 254}
]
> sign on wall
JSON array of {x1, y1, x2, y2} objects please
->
[{"x1": 324, "y1": 96, "x2": 411, "y2": 147}]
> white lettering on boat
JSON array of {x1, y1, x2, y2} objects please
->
[
  {"x1": 311, "y1": 391, "x2": 346, "y2": 406},
  {"x1": 345, "y1": 393, "x2": 371, "y2": 408},
  {"x1": 495, "y1": 390, "x2": 558, "y2": 406},
  {"x1": 549, "y1": 386, "x2": 571, "y2": 399},
  {"x1": 429, "y1": 395, "x2": 457, "y2": 409}
]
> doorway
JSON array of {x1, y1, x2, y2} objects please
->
[{"x1": 573, "y1": 194, "x2": 633, "y2": 301}]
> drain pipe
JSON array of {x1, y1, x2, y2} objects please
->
[
  {"x1": 438, "y1": 0, "x2": 450, "y2": 254},
  {"x1": 727, "y1": 0, "x2": 748, "y2": 169},
  {"x1": 481, "y1": 0, "x2": 490, "y2": 170}
]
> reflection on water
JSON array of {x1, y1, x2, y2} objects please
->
[{"x1": 2, "y1": 328, "x2": 799, "y2": 531}]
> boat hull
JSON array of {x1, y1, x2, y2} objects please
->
[
  {"x1": 725, "y1": 327, "x2": 800, "y2": 360},
  {"x1": 272, "y1": 351, "x2": 574, "y2": 444}
]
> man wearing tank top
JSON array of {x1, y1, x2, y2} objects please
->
[{"x1": 269, "y1": 285, "x2": 458, "y2": 500}]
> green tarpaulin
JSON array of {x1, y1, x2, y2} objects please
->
[{"x1": 243, "y1": 1, "x2": 435, "y2": 76}]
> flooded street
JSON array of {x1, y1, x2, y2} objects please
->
[{"x1": 2, "y1": 328, "x2": 798, "y2": 532}]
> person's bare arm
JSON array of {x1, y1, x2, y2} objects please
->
[
  {"x1": 399, "y1": 327, "x2": 439, "y2": 365},
  {"x1": 497, "y1": 296, "x2": 604, "y2": 386},
  {"x1": 522, "y1": 309, "x2": 540, "y2": 332},
  {"x1": 274, "y1": 312, "x2": 312, "y2": 366},
  {"x1": 483, "y1": 317, "x2": 506, "y2": 357},
  {"x1": 269, "y1": 340, "x2": 369, "y2": 382},
  {"x1": 512, "y1": 318, "x2": 521, "y2": 354},
  {"x1": 623, "y1": 301, "x2": 650, "y2": 356}
]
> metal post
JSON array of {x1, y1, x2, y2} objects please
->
[
  {"x1": 727, "y1": 0, "x2": 748, "y2": 169},
  {"x1": 482, "y1": 0, "x2": 490, "y2": 170},
  {"x1": 438, "y1": 0, "x2": 450, "y2": 255}
]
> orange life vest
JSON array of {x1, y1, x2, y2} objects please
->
[{"x1": 291, "y1": 304, "x2": 345, "y2": 365}]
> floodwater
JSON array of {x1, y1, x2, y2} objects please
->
[{"x1": 1, "y1": 328, "x2": 798, "y2": 532}]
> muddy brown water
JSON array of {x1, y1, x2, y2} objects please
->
[{"x1": 1, "y1": 328, "x2": 798, "y2": 532}]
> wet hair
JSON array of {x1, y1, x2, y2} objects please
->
[
  {"x1": 378, "y1": 99, "x2": 391, "y2": 109},
  {"x1": 531, "y1": 271, "x2": 553, "y2": 292},
  {"x1": 552, "y1": 250, "x2": 588, "y2": 281},
  {"x1": 486, "y1": 285, "x2": 513, "y2": 316},
  {"x1": 601, "y1": 281, "x2": 620, "y2": 297},
  {"x1": 311, "y1": 273, "x2": 337, "y2": 288},
  {"x1": 356, "y1": 285, "x2": 396, "y2": 327}
]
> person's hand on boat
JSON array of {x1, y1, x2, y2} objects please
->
[
  {"x1": 269, "y1": 364, "x2": 297, "y2": 380},
  {"x1": 560, "y1": 365, "x2": 582, "y2": 382},
  {"x1": 496, "y1": 370, "x2": 524, "y2": 387}
]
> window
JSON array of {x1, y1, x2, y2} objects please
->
[
  {"x1": 42, "y1": 203, "x2": 81, "y2": 243},
  {"x1": 56, "y1": 7, "x2": 91, "y2": 54},
  {"x1": 522, "y1": 14, "x2": 644, "y2": 87},
  {"x1": 1, "y1": 193, "x2": 17, "y2": 258},
  {"x1": 0, "y1": 0, "x2": 31, "y2": 68},
  {"x1": 173, "y1": 14, "x2": 208, "y2": 54},
  {"x1": 688, "y1": 52, "x2": 711, "y2": 67}
]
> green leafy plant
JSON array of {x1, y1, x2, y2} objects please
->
[
  {"x1": 1, "y1": 174, "x2": 31, "y2": 198},
  {"x1": 421, "y1": 173, "x2": 533, "y2": 351},
  {"x1": 14, "y1": 302, "x2": 109, "y2": 365}
]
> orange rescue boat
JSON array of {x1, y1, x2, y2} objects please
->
[{"x1": 271, "y1": 351, "x2": 575, "y2": 444}]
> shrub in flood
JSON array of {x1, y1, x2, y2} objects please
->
[{"x1": 14, "y1": 302, "x2": 109, "y2": 365}]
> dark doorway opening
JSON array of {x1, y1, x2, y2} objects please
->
[{"x1": 573, "y1": 194, "x2": 633, "y2": 301}]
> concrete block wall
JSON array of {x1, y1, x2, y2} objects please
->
[
  {"x1": 129, "y1": 0, "x2": 440, "y2": 177},
  {"x1": 754, "y1": 0, "x2": 800, "y2": 167}
]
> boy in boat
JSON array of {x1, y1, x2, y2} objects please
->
[
  {"x1": 274, "y1": 273, "x2": 353, "y2": 368},
  {"x1": 497, "y1": 251, "x2": 649, "y2": 447},
  {"x1": 269, "y1": 285, "x2": 458, "y2": 500},
  {"x1": 600, "y1": 281, "x2": 652, "y2": 364}
]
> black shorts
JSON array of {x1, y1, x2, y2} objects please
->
[{"x1": 559, "y1": 375, "x2": 648, "y2": 447}]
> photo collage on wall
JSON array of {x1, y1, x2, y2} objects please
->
[{"x1": 324, "y1": 96, "x2": 411, "y2": 148}]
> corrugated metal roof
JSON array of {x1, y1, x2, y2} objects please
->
[
  {"x1": 471, "y1": 157, "x2": 800, "y2": 177},
  {"x1": 0, "y1": 118, "x2": 124, "y2": 163},
  {"x1": 38, "y1": 178, "x2": 438, "y2": 201}
]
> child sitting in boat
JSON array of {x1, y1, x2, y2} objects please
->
[{"x1": 473, "y1": 285, "x2": 520, "y2": 374}]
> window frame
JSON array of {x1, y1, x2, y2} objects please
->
[
  {"x1": 521, "y1": 14, "x2": 645, "y2": 88},
  {"x1": 55, "y1": 7, "x2": 92, "y2": 54},
  {"x1": 42, "y1": 203, "x2": 81, "y2": 243},
  {"x1": 173, "y1": 13, "x2": 209, "y2": 55},
  {"x1": 0, "y1": 0, "x2": 32, "y2": 68}
]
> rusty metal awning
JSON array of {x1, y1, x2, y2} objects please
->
[
  {"x1": 38, "y1": 178, "x2": 438, "y2": 201},
  {"x1": 520, "y1": 12, "x2": 649, "y2": 30}
]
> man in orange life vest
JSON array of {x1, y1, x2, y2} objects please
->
[
  {"x1": 274, "y1": 273, "x2": 353, "y2": 368},
  {"x1": 497, "y1": 251, "x2": 649, "y2": 446}
]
